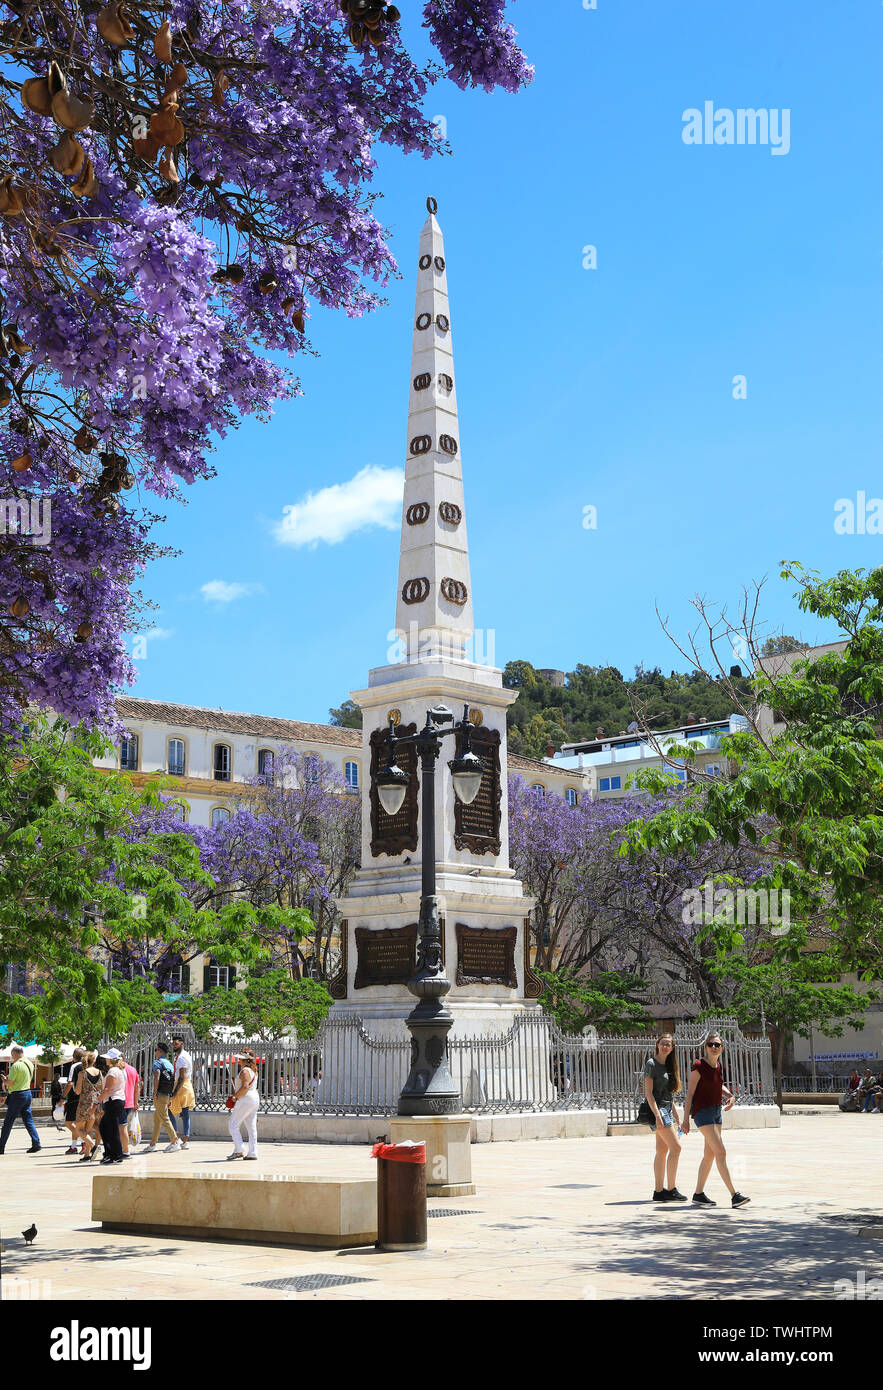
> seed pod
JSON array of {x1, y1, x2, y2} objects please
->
[
  {"x1": 257, "y1": 272, "x2": 278, "y2": 294},
  {"x1": 212, "y1": 72, "x2": 229, "y2": 109},
  {"x1": 21, "y1": 77, "x2": 53, "y2": 117},
  {"x1": 11, "y1": 451, "x2": 32, "y2": 472},
  {"x1": 150, "y1": 109, "x2": 185, "y2": 146},
  {"x1": 386, "y1": 5, "x2": 401, "y2": 22},
  {"x1": 170, "y1": 62, "x2": 188, "y2": 87},
  {"x1": 292, "y1": 310, "x2": 306, "y2": 333},
  {"x1": 133, "y1": 134, "x2": 162, "y2": 162},
  {"x1": 0, "y1": 384, "x2": 11, "y2": 408},
  {"x1": 73, "y1": 425, "x2": 97, "y2": 453},
  {"x1": 225, "y1": 263, "x2": 244, "y2": 284},
  {"x1": 67, "y1": 465, "x2": 83, "y2": 484},
  {"x1": 368, "y1": 25, "x2": 384, "y2": 45},
  {"x1": 10, "y1": 596, "x2": 29, "y2": 619},
  {"x1": 349, "y1": 21, "x2": 364, "y2": 45},
  {"x1": 97, "y1": 2, "x2": 135, "y2": 46},
  {"x1": 51, "y1": 88, "x2": 95, "y2": 132},
  {"x1": 158, "y1": 149, "x2": 179, "y2": 183},
  {"x1": 0, "y1": 178, "x2": 25, "y2": 217},
  {"x1": 48, "y1": 61, "x2": 66, "y2": 97},
  {"x1": 281, "y1": 296, "x2": 296, "y2": 312},
  {"x1": 50, "y1": 131, "x2": 86, "y2": 177},
  {"x1": 75, "y1": 621, "x2": 93, "y2": 641},
  {"x1": 71, "y1": 156, "x2": 98, "y2": 198},
  {"x1": 154, "y1": 18, "x2": 173, "y2": 62}
]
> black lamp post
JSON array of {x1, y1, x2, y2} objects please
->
[{"x1": 375, "y1": 702, "x2": 484, "y2": 1115}]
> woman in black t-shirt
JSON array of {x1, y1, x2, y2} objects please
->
[{"x1": 643, "y1": 1034, "x2": 686, "y2": 1203}]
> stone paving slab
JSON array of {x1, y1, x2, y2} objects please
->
[{"x1": 1, "y1": 1113, "x2": 881, "y2": 1300}]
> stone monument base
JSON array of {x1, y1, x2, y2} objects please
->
[{"x1": 389, "y1": 1113, "x2": 475, "y2": 1195}]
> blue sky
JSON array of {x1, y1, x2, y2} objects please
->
[{"x1": 132, "y1": 1, "x2": 883, "y2": 723}]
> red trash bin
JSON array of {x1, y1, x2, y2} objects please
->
[{"x1": 372, "y1": 1140, "x2": 427, "y2": 1251}]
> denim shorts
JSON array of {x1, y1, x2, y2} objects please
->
[
  {"x1": 120, "y1": 1108, "x2": 131, "y2": 1124},
  {"x1": 649, "y1": 1104, "x2": 674, "y2": 1131},
  {"x1": 694, "y1": 1105, "x2": 723, "y2": 1128}
]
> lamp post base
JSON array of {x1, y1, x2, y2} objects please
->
[{"x1": 389, "y1": 1114, "x2": 475, "y2": 1195}]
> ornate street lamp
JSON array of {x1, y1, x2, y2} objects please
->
[{"x1": 377, "y1": 702, "x2": 483, "y2": 1115}]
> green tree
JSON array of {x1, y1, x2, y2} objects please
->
[
  {"x1": 184, "y1": 970, "x2": 332, "y2": 1043},
  {"x1": 328, "y1": 700, "x2": 363, "y2": 730},
  {"x1": 703, "y1": 934, "x2": 873, "y2": 1109},
  {"x1": 0, "y1": 717, "x2": 274, "y2": 1046},
  {"x1": 538, "y1": 967, "x2": 650, "y2": 1034}
]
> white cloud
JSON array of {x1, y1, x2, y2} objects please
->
[
  {"x1": 273, "y1": 465, "x2": 404, "y2": 548},
  {"x1": 200, "y1": 580, "x2": 263, "y2": 604}
]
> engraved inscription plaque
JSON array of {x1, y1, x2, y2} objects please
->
[
  {"x1": 369, "y1": 723, "x2": 418, "y2": 857},
  {"x1": 354, "y1": 924, "x2": 418, "y2": 989},
  {"x1": 453, "y1": 726, "x2": 502, "y2": 856},
  {"x1": 455, "y1": 924, "x2": 517, "y2": 988}
]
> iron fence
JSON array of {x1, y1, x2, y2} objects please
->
[{"x1": 109, "y1": 1013, "x2": 774, "y2": 1121}]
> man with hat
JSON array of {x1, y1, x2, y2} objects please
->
[{"x1": 0, "y1": 1045, "x2": 41, "y2": 1155}]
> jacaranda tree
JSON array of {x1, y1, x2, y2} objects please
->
[{"x1": 0, "y1": 0, "x2": 532, "y2": 727}]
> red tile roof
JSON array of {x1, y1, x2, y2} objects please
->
[{"x1": 115, "y1": 697, "x2": 362, "y2": 748}]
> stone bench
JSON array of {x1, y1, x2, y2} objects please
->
[{"x1": 92, "y1": 1171, "x2": 377, "y2": 1248}]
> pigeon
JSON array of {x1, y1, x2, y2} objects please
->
[{"x1": 22, "y1": 1224, "x2": 37, "y2": 1244}]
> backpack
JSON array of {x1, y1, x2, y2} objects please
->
[{"x1": 155, "y1": 1059, "x2": 175, "y2": 1096}]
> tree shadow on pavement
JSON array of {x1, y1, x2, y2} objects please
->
[{"x1": 571, "y1": 1209, "x2": 883, "y2": 1299}]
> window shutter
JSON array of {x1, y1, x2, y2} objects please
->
[
  {"x1": 203, "y1": 963, "x2": 212, "y2": 993},
  {"x1": 227, "y1": 965, "x2": 237, "y2": 990},
  {"x1": 181, "y1": 964, "x2": 190, "y2": 995}
]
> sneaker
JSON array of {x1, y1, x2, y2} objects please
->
[
  {"x1": 665, "y1": 1187, "x2": 688, "y2": 1201},
  {"x1": 693, "y1": 1192, "x2": 717, "y2": 1206},
  {"x1": 64, "y1": 1145, "x2": 78, "y2": 1155},
  {"x1": 100, "y1": 1157, "x2": 114, "y2": 1165},
  {"x1": 180, "y1": 1139, "x2": 189, "y2": 1149},
  {"x1": 731, "y1": 1192, "x2": 751, "y2": 1208},
  {"x1": 652, "y1": 1189, "x2": 671, "y2": 1202},
  {"x1": 26, "y1": 1145, "x2": 41, "y2": 1154},
  {"x1": 113, "y1": 1157, "x2": 125, "y2": 1164},
  {"x1": 142, "y1": 1144, "x2": 157, "y2": 1153},
  {"x1": 121, "y1": 1153, "x2": 132, "y2": 1160},
  {"x1": 164, "y1": 1141, "x2": 182, "y2": 1152}
]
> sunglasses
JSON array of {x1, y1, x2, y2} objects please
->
[{"x1": 707, "y1": 1042, "x2": 723, "y2": 1049}]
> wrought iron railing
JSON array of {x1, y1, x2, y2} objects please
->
[{"x1": 108, "y1": 1013, "x2": 774, "y2": 1120}]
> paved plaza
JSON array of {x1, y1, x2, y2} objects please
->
[{"x1": 1, "y1": 1111, "x2": 881, "y2": 1301}]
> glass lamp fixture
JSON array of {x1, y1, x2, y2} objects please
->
[
  {"x1": 448, "y1": 746, "x2": 484, "y2": 805},
  {"x1": 376, "y1": 758, "x2": 409, "y2": 817}
]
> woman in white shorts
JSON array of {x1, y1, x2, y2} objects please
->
[{"x1": 227, "y1": 1050, "x2": 259, "y2": 1160}]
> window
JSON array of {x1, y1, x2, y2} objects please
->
[
  {"x1": 164, "y1": 962, "x2": 190, "y2": 996},
  {"x1": 345, "y1": 760, "x2": 360, "y2": 791},
  {"x1": 211, "y1": 805, "x2": 231, "y2": 828},
  {"x1": 610, "y1": 776, "x2": 621, "y2": 790},
  {"x1": 257, "y1": 749, "x2": 274, "y2": 779},
  {"x1": 564, "y1": 787, "x2": 579, "y2": 807},
  {"x1": 167, "y1": 738, "x2": 185, "y2": 777},
  {"x1": 599, "y1": 777, "x2": 609, "y2": 792},
  {"x1": 706, "y1": 763, "x2": 722, "y2": 777},
  {"x1": 120, "y1": 734, "x2": 138, "y2": 771},
  {"x1": 599, "y1": 776, "x2": 621, "y2": 793},
  {"x1": 213, "y1": 743, "x2": 231, "y2": 781},
  {"x1": 531, "y1": 783, "x2": 546, "y2": 795},
  {"x1": 169, "y1": 801, "x2": 188, "y2": 821},
  {"x1": 209, "y1": 963, "x2": 230, "y2": 989},
  {"x1": 303, "y1": 753, "x2": 319, "y2": 785}
]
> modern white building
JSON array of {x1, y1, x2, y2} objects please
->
[{"x1": 547, "y1": 715, "x2": 749, "y2": 799}]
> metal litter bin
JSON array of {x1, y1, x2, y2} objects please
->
[{"x1": 372, "y1": 1139, "x2": 427, "y2": 1250}]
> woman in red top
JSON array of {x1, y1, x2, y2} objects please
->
[{"x1": 682, "y1": 1032, "x2": 750, "y2": 1208}]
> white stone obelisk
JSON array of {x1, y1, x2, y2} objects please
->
[{"x1": 332, "y1": 200, "x2": 538, "y2": 1045}]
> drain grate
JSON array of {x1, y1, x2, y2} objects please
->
[
  {"x1": 247, "y1": 1273, "x2": 374, "y2": 1292},
  {"x1": 427, "y1": 1208, "x2": 479, "y2": 1218}
]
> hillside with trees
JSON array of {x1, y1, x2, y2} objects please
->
[{"x1": 503, "y1": 661, "x2": 755, "y2": 758}]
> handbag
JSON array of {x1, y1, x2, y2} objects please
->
[
  {"x1": 225, "y1": 1096, "x2": 236, "y2": 1110},
  {"x1": 637, "y1": 1099, "x2": 655, "y2": 1125}
]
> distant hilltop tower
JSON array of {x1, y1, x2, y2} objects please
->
[{"x1": 330, "y1": 198, "x2": 540, "y2": 1037}]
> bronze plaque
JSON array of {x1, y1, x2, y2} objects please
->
[
  {"x1": 354, "y1": 924, "x2": 418, "y2": 989},
  {"x1": 455, "y1": 923, "x2": 517, "y2": 988},
  {"x1": 453, "y1": 726, "x2": 501, "y2": 856},
  {"x1": 369, "y1": 723, "x2": 418, "y2": 857}
]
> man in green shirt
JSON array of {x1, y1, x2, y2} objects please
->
[{"x1": 0, "y1": 1045, "x2": 42, "y2": 1154}]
